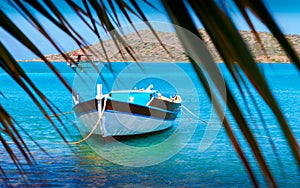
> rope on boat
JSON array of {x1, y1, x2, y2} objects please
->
[
  {"x1": 181, "y1": 105, "x2": 210, "y2": 126},
  {"x1": 69, "y1": 97, "x2": 107, "y2": 145}
]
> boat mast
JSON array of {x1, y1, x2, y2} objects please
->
[{"x1": 96, "y1": 84, "x2": 103, "y2": 119}]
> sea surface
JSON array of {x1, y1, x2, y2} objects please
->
[{"x1": 0, "y1": 62, "x2": 299, "y2": 187}]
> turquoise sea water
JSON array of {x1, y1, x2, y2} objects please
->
[{"x1": 0, "y1": 62, "x2": 299, "y2": 187}]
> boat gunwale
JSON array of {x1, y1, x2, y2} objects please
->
[
  {"x1": 73, "y1": 97, "x2": 181, "y2": 120},
  {"x1": 72, "y1": 93, "x2": 182, "y2": 111}
]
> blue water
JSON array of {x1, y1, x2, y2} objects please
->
[{"x1": 0, "y1": 62, "x2": 299, "y2": 187}]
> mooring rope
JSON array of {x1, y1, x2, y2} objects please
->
[
  {"x1": 69, "y1": 97, "x2": 107, "y2": 145},
  {"x1": 181, "y1": 105, "x2": 210, "y2": 126},
  {"x1": 181, "y1": 110, "x2": 193, "y2": 121}
]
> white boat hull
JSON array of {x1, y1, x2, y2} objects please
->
[{"x1": 77, "y1": 110, "x2": 176, "y2": 137}]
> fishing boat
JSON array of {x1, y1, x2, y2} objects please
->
[{"x1": 72, "y1": 84, "x2": 182, "y2": 137}]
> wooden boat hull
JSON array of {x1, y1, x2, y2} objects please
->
[{"x1": 73, "y1": 98, "x2": 181, "y2": 137}]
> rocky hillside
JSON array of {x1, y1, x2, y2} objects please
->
[{"x1": 28, "y1": 29, "x2": 300, "y2": 63}]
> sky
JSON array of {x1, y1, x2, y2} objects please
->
[{"x1": 1, "y1": 0, "x2": 300, "y2": 60}]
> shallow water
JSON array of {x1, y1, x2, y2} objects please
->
[{"x1": 0, "y1": 62, "x2": 299, "y2": 187}]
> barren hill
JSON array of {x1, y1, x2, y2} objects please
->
[{"x1": 29, "y1": 29, "x2": 300, "y2": 63}]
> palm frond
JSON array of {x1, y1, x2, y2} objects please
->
[
  {"x1": 187, "y1": 0, "x2": 299, "y2": 167},
  {"x1": 0, "y1": 105, "x2": 33, "y2": 184},
  {"x1": 0, "y1": 8, "x2": 72, "y2": 93},
  {"x1": 162, "y1": 1, "x2": 261, "y2": 186},
  {"x1": 0, "y1": 42, "x2": 68, "y2": 143},
  {"x1": 163, "y1": 0, "x2": 299, "y2": 186}
]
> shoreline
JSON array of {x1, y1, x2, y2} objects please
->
[{"x1": 16, "y1": 60, "x2": 293, "y2": 64}]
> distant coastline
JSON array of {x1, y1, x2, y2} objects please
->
[
  {"x1": 18, "y1": 29, "x2": 300, "y2": 63},
  {"x1": 16, "y1": 60, "x2": 293, "y2": 64}
]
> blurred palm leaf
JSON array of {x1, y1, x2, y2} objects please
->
[
  {"x1": 0, "y1": 0, "x2": 299, "y2": 187},
  {"x1": 162, "y1": 0, "x2": 299, "y2": 186}
]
